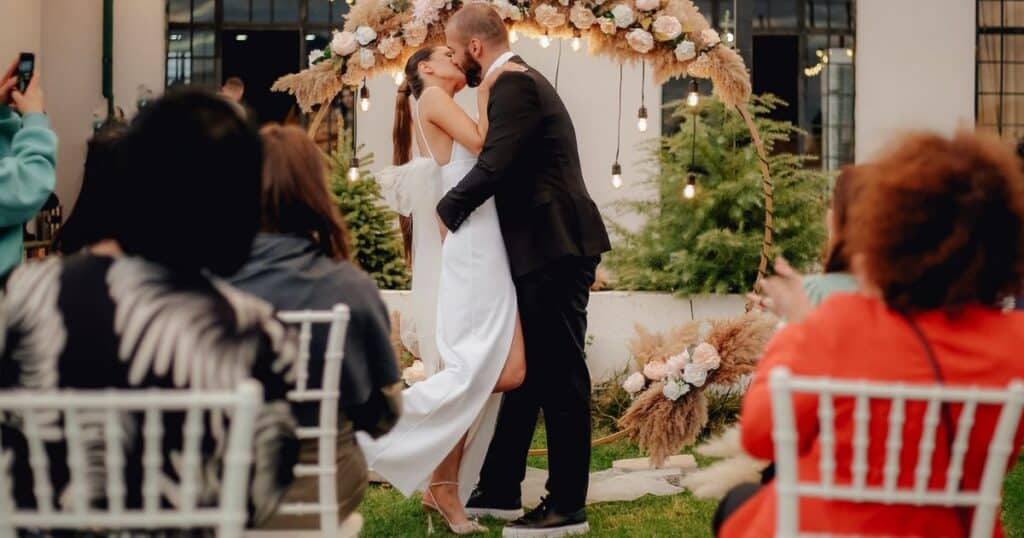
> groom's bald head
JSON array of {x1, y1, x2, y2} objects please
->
[{"x1": 446, "y1": 3, "x2": 509, "y2": 48}]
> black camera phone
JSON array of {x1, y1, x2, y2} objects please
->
[{"x1": 16, "y1": 53, "x2": 34, "y2": 93}]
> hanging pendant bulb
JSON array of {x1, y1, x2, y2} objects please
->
[
  {"x1": 540, "y1": 33, "x2": 551, "y2": 49},
  {"x1": 394, "y1": 71, "x2": 405, "y2": 85},
  {"x1": 359, "y1": 84, "x2": 370, "y2": 112},
  {"x1": 636, "y1": 106, "x2": 648, "y2": 133},
  {"x1": 571, "y1": 32, "x2": 582, "y2": 52},
  {"x1": 611, "y1": 162, "x2": 623, "y2": 189},
  {"x1": 510, "y1": 30, "x2": 519, "y2": 43},
  {"x1": 348, "y1": 157, "x2": 361, "y2": 182},
  {"x1": 686, "y1": 79, "x2": 700, "y2": 108},
  {"x1": 683, "y1": 172, "x2": 697, "y2": 199}
]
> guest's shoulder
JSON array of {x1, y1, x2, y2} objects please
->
[{"x1": 312, "y1": 261, "x2": 390, "y2": 317}]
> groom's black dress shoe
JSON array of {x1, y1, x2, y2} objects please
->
[
  {"x1": 465, "y1": 488, "x2": 525, "y2": 521},
  {"x1": 502, "y1": 498, "x2": 589, "y2": 537}
]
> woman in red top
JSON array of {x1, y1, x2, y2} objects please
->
[{"x1": 718, "y1": 130, "x2": 1024, "y2": 537}]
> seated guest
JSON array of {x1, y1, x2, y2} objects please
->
[
  {"x1": 229, "y1": 124, "x2": 402, "y2": 529},
  {"x1": 0, "y1": 90, "x2": 299, "y2": 526},
  {"x1": 717, "y1": 130, "x2": 1024, "y2": 537},
  {"x1": 52, "y1": 119, "x2": 126, "y2": 255}
]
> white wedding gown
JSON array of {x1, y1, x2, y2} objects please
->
[{"x1": 360, "y1": 103, "x2": 518, "y2": 503}]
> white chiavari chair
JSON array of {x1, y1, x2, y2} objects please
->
[
  {"x1": 0, "y1": 380, "x2": 262, "y2": 538},
  {"x1": 769, "y1": 366, "x2": 1024, "y2": 538}
]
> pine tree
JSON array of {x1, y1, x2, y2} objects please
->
[
  {"x1": 606, "y1": 94, "x2": 829, "y2": 295},
  {"x1": 331, "y1": 133, "x2": 411, "y2": 290}
]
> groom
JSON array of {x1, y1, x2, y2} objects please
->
[{"x1": 437, "y1": 4, "x2": 611, "y2": 536}]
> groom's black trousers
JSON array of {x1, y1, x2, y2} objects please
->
[{"x1": 477, "y1": 254, "x2": 599, "y2": 513}]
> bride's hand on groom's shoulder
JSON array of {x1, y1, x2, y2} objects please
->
[{"x1": 480, "y1": 63, "x2": 528, "y2": 93}]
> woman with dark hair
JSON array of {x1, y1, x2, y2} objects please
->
[
  {"x1": 0, "y1": 89, "x2": 300, "y2": 527},
  {"x1": 364, "y1": 45, "x2": 525, "y2": 534},
  {"x1": 717, "y1": 130, "x2": 1024, "y2": 537},
  {"x1": 52, "y1": 119, "x2": 127, "y2": 255},
  {"x1": 228, "y1": 124, "x2": 402, "y2": 531}
]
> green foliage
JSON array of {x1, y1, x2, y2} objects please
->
[
  {"x1": 331, "y1": 133, "x2": 411, "y2": 290},
  {"x1": 606, "y1": 94, "x2": 829, "y2": 295}
]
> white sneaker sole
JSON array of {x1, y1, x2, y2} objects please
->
[
  {"x1": 465, "y1": 507, "x2": 525, "y2": 521},
  {"x1": 501, "y1": 522, "x2": 590, "y2": 537}
]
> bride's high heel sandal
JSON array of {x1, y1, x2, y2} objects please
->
[{"x1": 424, "y1": 481, "x2": 487, "y2": 535}]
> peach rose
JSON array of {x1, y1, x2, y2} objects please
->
[
  {"x1": 626, "y1": 28, "x2": 654, "y2": 53},
  {"x1": 691, "y1": 342, "x2": 721, "y2": 371},
  {"x1": 599, "y1": 17, "x2": 617, "y2": 34},
  {"x1": 535, "y1": 4, "x2": 567, "y2": 29},
  {"x1": 652, "y1": 15, "x2": 682, "y2": 41},
  {"x1": 570, "y1": 4, "x2": 597, "y2": 29},
  {"x1": 622, "y1": 372, "x2": 646, "y2": 395},
  {"x1": 643, "y1": 360, "x2": 670, "y2": 381},
  {"x1": 330, "y1": 30, "x2": 359, "y2": 57},
  {"x1": 358, "y1": 48, "x2": 376, "y2": 69},
  {"x1": 403, "y1": 21, "x2": 428, "y2": 47},
  {"x1": 378, "y1": 36, "x2": 403, "y2": 60},
  {"x1": 635, "y1": 0, "x2": 660, "y2": 11}
]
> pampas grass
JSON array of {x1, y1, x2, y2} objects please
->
[
  {"x1": 628, "y1": 322, "x2": 699, "y2": 370},
  {"x1": 272, "y1": 60, "x2": 345, "y2": 113},
  {"x1": 704, "y1": 312, "x2": 775, "y2": 386},
  {"x1": 618, "y1": 384, "x2": 708, "y2": 466},
  {"x1": 680, "y1": 425, "x2": 768, "y2": 499}
]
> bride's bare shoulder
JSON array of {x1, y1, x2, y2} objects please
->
[{"x1": 417, "y1": 86, "x2": 455, "y2": 111}]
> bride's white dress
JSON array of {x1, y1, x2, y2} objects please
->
[{"x1": 359, "y1": 102, "x2": 518, "y2": 503}]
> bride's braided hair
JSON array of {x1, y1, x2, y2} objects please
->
[{"x1": 392, "y1": 46, "x2": 436, "y2": 264}]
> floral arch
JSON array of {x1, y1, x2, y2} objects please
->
[{"x1": 273, "y1": 0, "x2": 775, "y2": 293}]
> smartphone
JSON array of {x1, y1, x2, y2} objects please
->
[{"x1": 17, "y1": 53, "x2": 34, "y2": 93}]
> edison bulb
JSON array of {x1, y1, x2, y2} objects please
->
[
  {"x1": 683, "y1": 183, "x2": 696, "y2": 199},
  {"x1": 510, "y1": 31, "x2": 519, "y2": 43},
  {"x1": 612, "y1": 173, "x2": 623, "y2": 189},
  {"x1": 348, "y1": 166, "x2": 360, "y2": 181},
  {"x1": 540, "y1": 35, "x2": 551, "y2": 48},
  {"x1": 686, "y1": 91, "x2": 699, "y2": 108},
  {"x1": 360, "y1": 97, "x2": 370, "y2": 111},
  {"x1": 571, "y1": 37, "x2": 582, "y2": 52},
  {"x1": 637, "y1": 117, "x2": 648, "y2": 132},
  {"x1": 724, "y1": 31, "x2": 735, "y2": 44},
  {"x1": 845, "y1": 48, "x2": 854, "y2": 57},
  {"x1": 394, "y1": 71, "x2": 405, "y2": 85}
]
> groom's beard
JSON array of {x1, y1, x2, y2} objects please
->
[{"x1": 462, "y1": 56, "x2": 483, "y2": 88}]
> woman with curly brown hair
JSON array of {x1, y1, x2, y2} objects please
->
[{"x1": 717, "y1": 130, "x2": 1024, "y2": 537}]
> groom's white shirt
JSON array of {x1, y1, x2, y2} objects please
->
[{"x1": 484, "y1": 51, "x2": 517, "y2": 80}]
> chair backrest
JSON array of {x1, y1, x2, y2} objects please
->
[
  {"x1": 0, "y1": 380, "x2": 262, "y2": 538},
  {"x1": 275, "y1": 304, "x2": 350, "y2": 538},
  {"x1": 769, "y1": 366, "x2": 1024, "y2": 538}
]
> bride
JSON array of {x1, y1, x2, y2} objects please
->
[{"x1": 361, "y1": 45, "x2": 526, "y2": 534}]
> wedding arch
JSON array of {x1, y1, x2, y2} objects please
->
[{"x1": 273, "y1": 0, "x2": 776, "y2": 295}]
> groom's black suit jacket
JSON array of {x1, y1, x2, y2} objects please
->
[{"x1": 436, "y1": 56, "x2": 611, "y2": 278}]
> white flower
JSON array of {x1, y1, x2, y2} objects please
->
[
  {"x1": 570, "y1": 4, "x2": 597, "y2": 29},
  {"x1": 635, "y1": 0, "x2": 659, "y2": 11},
  {"x1": 674, "y1": 40, "x2": 696, "y2": 61},
  {"x1": 599, "y1": 17, "x2": 617, "y2": 34},
  {"x1": 700, "y1": 28, "x2": 721, "y2": 47},
  {"x1": 643, "y1": 360, "x2": 669, "y2": 381},
  {"x1": 662, "y1": 379, "x2": 690, "y2": 401},
  {"x1": 358, "y1": 48, "x2": 376, "y2": 69},
  {"x1": 626, "y1": 28, "x2": 654, "y2": 53},
  {"x1": 652, "y1": 15, "x2": 682, "y2": 41},
  {"x1": 611, "y1": 4, "x2": 635, "y2": 27},
  {"x1": 493, "y1": 0, "x2": 519, "y2": 20},
  {"x1": 331, "y1": 30, "x2": 359, "y2": 57},
  {"x1": 535, "y1": 4, "x2": 567, "y2": 29},
  {"x1": 403, "y1": 21, "x2": 429, "y2": 46},
  {"x1": 666, "y1": 351, "x2": 689, "y2": 375},
  {"x1": 378, "y1": 36, "x2": 403, "y2": 59},
  {"x1": 308, "y1": 49, "x2": 325, "y2": 65},
  {"x1": 682, "y1": 363, "x2": 708, "y2": 387},
  {"x1": 402, "y1": 360, "x2": 427, "y2": 385},
  {"x1": 622, "y1": 372, "x2": 646, "y2": 395},
  {"x1": 355, "y1": 25, "x2": 378, "y2": 46},
  {"x1": 691, "y1": 342, "x2": 721, "y2": 371},
  {"x1": 559, "y1": 0, "x2": 571, "y2": 6},
  {"x1": 593, "y1": 0, "x2": 608, "y2": 5}
]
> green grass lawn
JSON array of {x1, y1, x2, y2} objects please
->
[{"x1": 359, "y1": 424, "x2": 1024, "y2": 537}]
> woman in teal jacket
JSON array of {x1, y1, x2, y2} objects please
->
[{"x1": 0, "y1": 59, "x2": 56, "y2": 279}]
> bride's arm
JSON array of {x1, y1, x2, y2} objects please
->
[{"x1": 422, "y1": 64, "x2": 527, "y2": 156}]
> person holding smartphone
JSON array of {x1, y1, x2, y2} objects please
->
[{"x1": 0, "y1": 54, "x2": 56, "y2": 279}]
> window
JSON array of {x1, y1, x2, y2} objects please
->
[{"x1": 977, "y1": 0, "x2": 1024, "y2": 141}]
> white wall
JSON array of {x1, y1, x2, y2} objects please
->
[
  {"x1": 855, "y1": 0, "x2": 975, "y2": 162},
  {"x1": 0, "y1": 0, "x2": 42, "y2": 58},
  {"x1": 358, "y1": 35, "x2": 661, "y2": 231},
  {"x1": 113, "y1": 0, "x2": 166, "y2": 118}
]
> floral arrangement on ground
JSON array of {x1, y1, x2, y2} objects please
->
[
  {"x1": 617, "y1": 312, "x2": 776, "y2": 466},
  {"x1": 273, "y1": 0, "x2": 751, "y2": 113}
]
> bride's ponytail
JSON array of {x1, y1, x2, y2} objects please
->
[{"x1": 393, "y1": 81, "x2": 414, "y2": 166}]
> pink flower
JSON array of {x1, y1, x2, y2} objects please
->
[
  {"x1": 635, "y1": 0, "x2": 659, "y2": 11},
  {"x1": 599, "y1": 18, "x2": 617, "y2": 34},
  {"x1": 378, "y1": 37, "x2": 403, "y2": 60},
  {"x1": 535, "y1": 4, "x2": 567, "y2": 29},
  {"x1": 570, "y1": 4, "x2": 597, "y2": 29},
  {"x1": 643, "y1": 360, "x2": 669, "y2": 381},
  {"x1": 691, "y1": 342, "x2": 721, "y2": 371},
  {"x1": 665, "y1": 351, "x2": 689, "y2": 375},
  {"x1": 330, "y1": 31, "x2": 359, "y2": 57},
  {"x1": 403, "y1": 22, "x2": 428, "y2": 47},
  {"x1": 652, "y1": 15, "x2": 682, "y2": 41},
  {"x1": 622, "y1": 372, "x2": 646, "y2": 395},
  {"x1": 626, "y1": 28, "x2": 654, "y2": 53},
  {"x1": 700, "y1": 28, "x2": 721, "y2": 47}
]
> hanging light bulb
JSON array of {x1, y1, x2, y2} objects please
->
[
  {"x1": 636, "y1": 106, "x2": 648, "y2": 133},
  {"x1": 359, "y1": 84, "x2": 370, "y2": 112},
  {"x1": 540, "y1": 34, "x2": 551, "y2": 48},
  {"x1": 686, "y1": 79, "x2": 700, "y2": 108},
  {"x1": 724, "y1": 31, "x2": 735, "y2": 45},
  {"x1": 394, "y1": 71, "x2": 405, "y2": 85},
  {"x1": 683, "y1": 172, "x2": 697, "y2": 199},
  {"x1": 611, "y1": 162, "x2": 623, "y2": 189},
  {"x1": 845, "y1": 48, "x2": 854, "y2": 57},
  {"x1": 510, "y1": 30, "x2": 519, "y2": 43},
  {"x1": 348, "y1": 157, "x2": 361, "y2": 181},
  {"x1": 571, "y1": 32, "x2": 582, "y2": 52}
]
